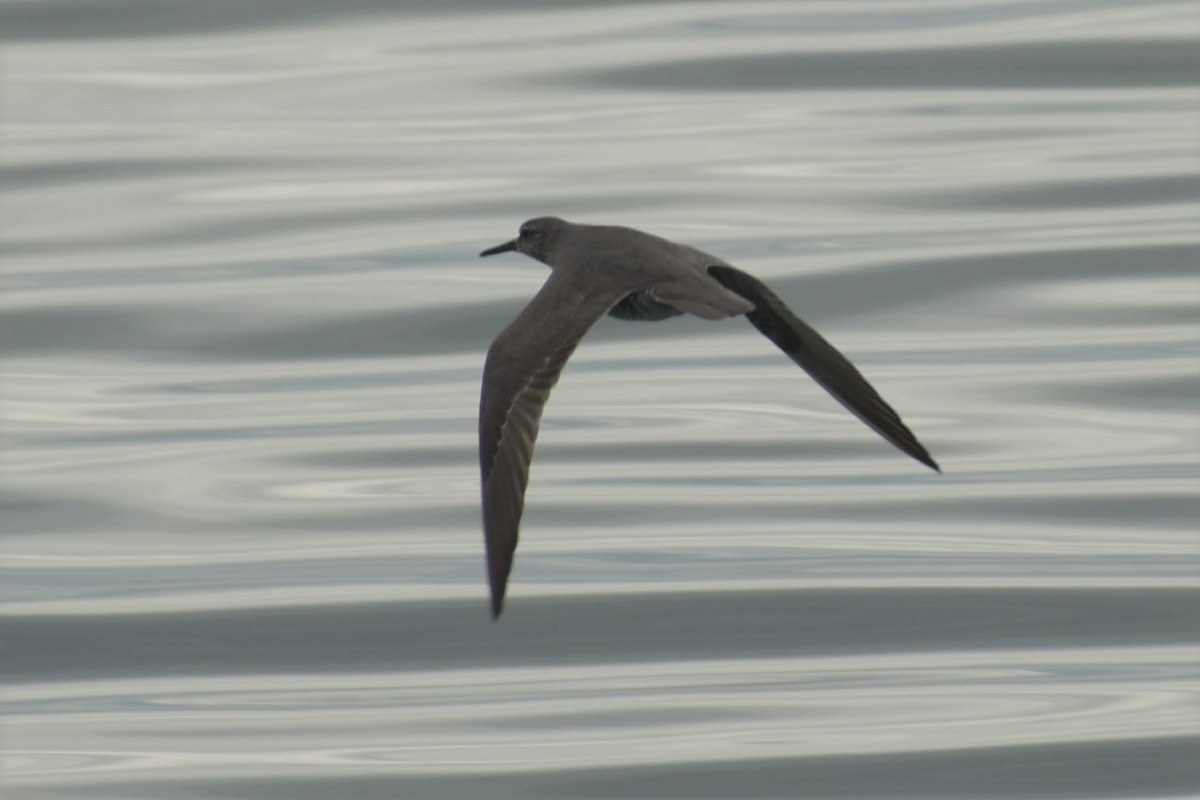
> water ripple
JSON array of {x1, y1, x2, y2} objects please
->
[{"x1": 4, "y1": 1, "x2": 1197, "y2": 798}]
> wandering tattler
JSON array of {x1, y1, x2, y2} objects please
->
[{"x1": 479, "y1": 216, "x2": 939, "y2": 618}]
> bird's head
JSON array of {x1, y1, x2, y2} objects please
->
[{"x1": 479, "y1": 217, "x2": 568, "y2": 265}]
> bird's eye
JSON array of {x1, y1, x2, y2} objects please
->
[{"x1": 519, "y1": 225, "x2": 532, "y2": 238}]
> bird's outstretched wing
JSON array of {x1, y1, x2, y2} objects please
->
[
  {"x1": 707, "y1": 264, "x2": 939, "y2": 471},
  {"x1": 480, "y1": 272, "x2": 626, "y2": 618}
]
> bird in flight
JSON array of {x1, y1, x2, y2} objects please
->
[{"x1": 478, "y1": 217, "x2": 938, "y2": 618}]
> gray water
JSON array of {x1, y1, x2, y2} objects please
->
[{"x1": 3, "y1": 1, "x2": 1199, "y2": 798}]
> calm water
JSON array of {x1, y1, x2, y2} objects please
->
[{"x1": 3, "y1": 1, "x2": 1199, "y2": 798}]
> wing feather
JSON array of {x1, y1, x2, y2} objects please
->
[
  {"x1": 707, "y1": 264, "x2": 939, "y2": 472},
  {"x1": 480, "y1": 272, "x2": 625, "y2": 617}
]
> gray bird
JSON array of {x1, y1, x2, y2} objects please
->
[{"x1": 479, "y1": 217, "x2": 938, "y2": 618}]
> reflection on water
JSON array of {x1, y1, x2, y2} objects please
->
[{"x1": 3, "y1": 0, "x2": 1198, "y2": 797}]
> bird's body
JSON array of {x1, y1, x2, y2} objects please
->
[{"x1": 479, "y1": 217, "x2": 938, "y2": 618}]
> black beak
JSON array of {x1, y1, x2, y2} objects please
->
[{"x1": 480, "y1": 239, "x2": 517, "y2": 257}]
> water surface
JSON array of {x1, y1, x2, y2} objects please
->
[{"x1": 3, "y1": 1, "x2": 1198, "y2": 797}]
